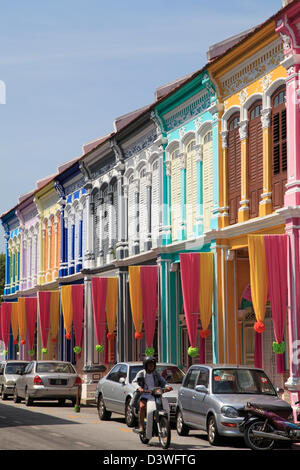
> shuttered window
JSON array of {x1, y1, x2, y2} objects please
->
[
  {"x1": 171, "y1": 148, "x2": 181, "y2": 241},
  {"x1": 227, "y1": 114, "x2": 241, "y2": 225},
  {"x1": 203, "y1": 131, "x2": 213, "y2": 232},
  {"x1": 102, "y1": 188, "x2": 109, "y2": 263},
  {"x1": 139, "y1": 168, "x2": 148, "y2": 252},
  {"x1": 93, "y1": 191, "x2": 101, "y2": 263},
  {"x1": 248, "y1": 101, "x2": 263, "y2": 218},
  {"x1": 272, "y1": 87, "x2": 287, "y2": 210},
  {"x1": 151, "y1": 160, "x2": 160, "y2": 248},
  {"x1": 186, "y1": 140, "x2": 197, "y2": 238},
  {"x1": 112, "y1": 182, "x2": 118, "y2": 255}
]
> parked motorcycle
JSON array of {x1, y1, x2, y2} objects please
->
[
  {"x1": 133, "y1": 387, "x2": 171, "y2": 449},
  {"x1": 239, "y1": 401, "x2": 300, "y2": 450}
]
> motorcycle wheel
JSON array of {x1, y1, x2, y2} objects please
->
[
  {"x1": 244, "y1": 420, "x2": 275, "y2": 451},
  {"x1": 158, "y1": 416, "x2": 171, "y2": 449},
  {"x1": 139, "y1": 429, "x2": 150, "y2": 445}
]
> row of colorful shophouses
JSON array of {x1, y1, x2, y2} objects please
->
[{"x1": 2, "y1": 0, "x2": 300, "y2": 415}]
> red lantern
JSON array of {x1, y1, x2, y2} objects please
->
[
  {"x1": 13, "y1": 340, "x2": 18, "y2": 345},
  {"x1": 51, "y1": 338, "x2": 57, "y2": 343},
  {"x1": 65, "y1": 333, "x2": 72, "y2": 340},
  {"x1": 135, "y1": 331, "x2": 143, "y2": 340},
  {"x1": 254, "y1": 321, "x2": 265, "y2": 333},
  {"x1": 21, "y1": 340, "x2": 26, "y2": 345},
  {"x1": 107, "y1": 332, "x2": 114, "y2": 340},
  {"x1": 200, "y1": 329, "x2": 210, "y2": 339}
]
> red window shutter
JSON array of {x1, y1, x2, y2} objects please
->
[
  {"x1": 227, "y1": 114, "x2": 241, "y2": 225},
  {"x1": 271, "y1": 87, "x2": 287, "y2": 210},
  {"x1": 248, "y1": 101, "x2": 263, "y2": 218}
]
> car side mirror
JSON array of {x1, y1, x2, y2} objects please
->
[
  {"x1": 195, "y1": 385, "x2": 208, "y2": 394},
  {"x1": 119, "y1": 377, "x2": 126, "y2": 385}
]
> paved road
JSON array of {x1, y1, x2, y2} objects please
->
[{"x1": 0, "y1": 398, "x2": 298, "y2": 452}]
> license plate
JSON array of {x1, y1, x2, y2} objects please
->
[{"x1": 50, "y1": 379, "x2": 67, "y2": 385}]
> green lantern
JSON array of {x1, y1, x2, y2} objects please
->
[
  {"x1": 272, "y1": 341, "x2": 285, "y2": 354},
  {"x1": 188, "y1": 346, "x2": 199, "y2": 358},
  {"x1": 28, "y1": 349, "x2": 35, "y2": 356},
  {"x1": 42, "y1": 347, "x2": 48, "y2": 354},
  {"x1": 73, "y1": 346, "x2": 82, "y2": 354},
  {"x1": 145, "y1": 347, "x2": 155, "y2": 356},
  {"x1": 96, "y1": 344, "x2": 105, "y2": 353}
]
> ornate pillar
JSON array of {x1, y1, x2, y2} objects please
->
[
  {"x1": 4, "y1": 232, "x2": 10, "y2": 295},
  {"x1": 238, "y1": 120, "x2": 250, "y2": 223},
  {"x1": 163, "y1": 158, "x2": 172, "y2": 245},
  {"x1": 77, "y1": 206, "x2": 83, "y2": 272},
  {"x1": 220, "y1": 130, "x2": 229, "y2": 227},
  {"x1": 194, "y1": 143, "x2": 204, "y2": 236},
  {"x1": 116, "y1": 163, "x2": 128, "y2": 260},
  {"x1": 178, "y1": 152, "x2": 187, "y2": 241},
  {"x1": 83, "y1": 182, "x2": 94, "y2": 269},
  {"x1": 68, "y1": 213, "x2": 75, "y2": 275},
  {"x1": 107, "y1": 188, "x2": 115, "y2": 264},
  {"x1": 259, "y1": 108, "x2": 273, "y2": 216},
  {"x1": 145, "y1": 171, "x2": 152, "y2": 251},
  {"x1": 132, "y1": 179, "x2": 140, "y2": 255}
]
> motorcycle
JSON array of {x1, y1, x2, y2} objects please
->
[
  {"x1": 133, "y1": 387, "x2": 171, "y2": 449},
  {"x1": 239, "y1": 401, "x2": 300, "y2": 450}
]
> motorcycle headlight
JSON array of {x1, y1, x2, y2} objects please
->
[{"x1": 221, "y1": 406, "x2": 239, "y2": 418}]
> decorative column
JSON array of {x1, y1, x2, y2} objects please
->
[
  {"x1": 4, "y1": 232, "x2": 10, "y2": 295},
  {"x1": 132, "y1": 179, "x2": 140, "y2": 255},
  {"x1": 77, "y1": 207, "x2": 83, "y2": 272},
  {"x1": 53, "y1": 215, "x2": 59, "y2": 278},
  {"x1": 98, "y1": 195, "x2": 104, "y2": 265},
  {"x1": 116, "y1": 163, "x2": 128, "y2": 260},
  {"x1": 220, "y1": 130, "x2": 229, "y2": 227},
  {"x1": 178, "y1": 151, "x2": 187, "y2": 241},
  {"x1": 145, "y1": 171, "x2": 152, "y2": 251},
  {"x1": 238, "y1": 120, "x2": 250, "y2": 223},
  {"x1": 259, "y1": 108, "x2": 273, "y2": 216},
  {"x1": 163, "y1": 159, "x2": 172, "y2": 245},
  {"x1": 209, "y1": 103, "x2": 222, "y2": 230},
  {"x1": 68, "y1": 213, "x2": 75, "y2": 275},
  {"x1": 47, "y1": 221, "x2": 52, "y2": 282},
  {"x1": 194, "y1": 143, "x2": 204, "y2": 236},
  {"x1": 33, "y1": 231, "x2": 38, "y2": 287},
  {"x1": 83, "y1": 183, "x2": 95, "y2": 269},
  {"x1": 107, "y1": 187, "x2": 115, "y2": 264}
]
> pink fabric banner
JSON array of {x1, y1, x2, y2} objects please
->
[
  {"x1": 254, "y1": 331, "x2": 262, "y2": 369},
  {"x1": 0, "y1": 304, "x2": 2, "y2": 341},
  {"x1": 72, "y1": 285, "x2": 84, "y2": 349},
  {"x1": 38, "y1": 292, "x2": 51, "y2": 349},
  {"x1": 264, "y1": 234, "x2": 288, "y2": 373},
  {"x1": 140, "y1": 266, "x2": 158, "y2": 348},
  {"x1": 25, "y1": 298, "x2": 37, "y2": 351},
  {"x1": 180, "y1": 253, "x2": 200, "y2": 348},
  {"x1": 1, "y1": 303, "x2": 12, "y2": 349},
  {"x1": 92, "y1": 277, "x2": 108, "y2": 346}
]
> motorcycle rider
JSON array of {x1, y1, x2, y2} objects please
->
[{"x1": 133, "y1": 356, "x2": 173, "y2": 432}]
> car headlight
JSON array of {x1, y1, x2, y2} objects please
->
[{"x1": 221, "y1": 406, "x2": 239, "y2": 418}]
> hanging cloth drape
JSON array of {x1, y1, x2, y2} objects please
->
[
  {"x1": 1, "y1": 303, "x2": 12, "y2": 352},
  {"x1": 18, "y1": 297, "x2": 27, "y2": 345},
  {"x1": 140, "y1": 266, "x2": 158, "y2": 351},
  {"x1": 61, "y1": 285, "x2": 73, "y2": 340},
  {"x1": 199, "y1": 253, "x2": 214, "y2": 334},
  {"x1": 180, "y1": 253, "x2": 200, "y2": 354},
  {"x1": 25, "y1": 297, "x2": 37, "y2": 355},
  {"x1": 38, "y1": 291, "x2": 51, "y2": 353},
  {"x1": 128, "y1": 267, "x2": 144, "y2": 340},
  {"x1": 264, "y1": 234, "x2": 288, "y2": 373},
  {"x1": 49, "y1": 291, "x2": 60, "y2": 343},
  {"x1": 11, "y1": 302, "x2": 19, "y2": 345},
  {"x1": 0, "y1": 304, "x2": 2, "y2": 341},
  {"x1": 254, "y1": 332, "x2": 263, "y2": 368},
  {"x1": 248, "y1": 235, "x2": 269, "y2": 333},
  {"x1": 92, "y1": 277, "x2": 108, "y2": 352},
  {"x1": 72, "y1": 285, "x2": 84, "y2": 354},
  {"x1": 105, "y1": 278, "x2": 118, "y2": 340}
]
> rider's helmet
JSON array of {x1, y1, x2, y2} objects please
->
[{"x1": 143, "y1": 356, "x2": 156, "y2": 371}]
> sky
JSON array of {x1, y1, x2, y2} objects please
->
[{"x1": 0, "y1": 0, "x2": 283, "y2": 252}]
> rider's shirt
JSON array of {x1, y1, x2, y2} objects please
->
[{"x1": 140, "y1": 373, "x2": 155, "y2": 401}]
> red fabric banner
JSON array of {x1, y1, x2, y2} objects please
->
[
  {"x1": 92, "y1": 277, "x2": 108, "y2": 346},
  {"x1": 180, "y1": 253, "x2": 200, "y2": 348},
  {"x1": 1, "y1": 303, "x2": 12, "y2": 349},
  {"x1": 140, "y1": 266, "x2": 158, "y2": 348},
  {"x1": 72, "y1": 285, "x2": 84, "y2": 349},
  {"x1": 25, "y1": 298, "x2": 37, "y2": 351},
  {"x1": 38, "y1": 291, "x2": 51, "y2": 349}
]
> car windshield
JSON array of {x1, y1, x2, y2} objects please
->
[
  {"x1": 156, "y1": 366, "x2": 185, "y2": 384},
  {"x1": 129, "y1": 366, "x2": 143, "y2": 383},
  {"x1": 212, "y1": 368, "x2": 276, "y2": 396},
  {"x1": 6, "y1": 363, "x2": 28, "y2": 374},
  {"x1": 36, "y1": 363, "x2": 75, "y2": 374}
]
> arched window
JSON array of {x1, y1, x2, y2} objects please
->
[
  {"x1": 186, "y1": 139, "x2": 197, "y2": 238},
  {"x1": 203, "y1": 130, "x2": 213, "y2": 232},
  {"x1": 272, "y1": 86, "x2": 287, "y2": 210},
  {"x1": 227, "y1": 113, "x2": 241, "y2": 225},
  {"x1": 171, "y1": 148, "x2": 181, "y2": 241},
  {"x1": 248, "y1": 100, "x2": 263, "y2": 218}
]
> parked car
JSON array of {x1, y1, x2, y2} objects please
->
[
  {"x1": 0, "y1": 360, "x2": 29, "y2": 400},
  {"x1": 13, "y1": 360, "x2": 82, "y2": 406},
  {"x1": 96, "y1": 362, "x2": 185, "y2": 426},
  {"x1": 176, "y1": 364, "x2": 292, "y2": 446}
]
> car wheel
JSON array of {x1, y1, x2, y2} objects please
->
[
  {"x1": 207, "y1": 415, "x2": 222, "y2": 446},
  {"x1": 176, "y1": 409, "x2": 189, "y2": 436},
  {"x1": 125, "y1": 399, "x2": 136, "y2": 427},
  {"x1": 97, "y1": 395, "x2": 111, "y2": 421},
  {"x1": 25, "y1": 388, "x2": 33, "y2": 406},
  {"x1": 1, "y1": 386, "x2": 8, "y2": 400},
  {"x1": 13, "y1": 387, "x2": 21, "y2": 404}
]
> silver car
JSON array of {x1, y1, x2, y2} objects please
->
[
  {"x1": 96, "y1": 362, "x2": 185, "y2": 426},
  {"x1": 14, "y1": 360, "x2": 82, "y2": 406},
  {"x1": 0, "y1": 361, "x2": 29, "y2": 399},
  {"x1": 176, "y1": 364, "x2": 292, "y2": 446}
]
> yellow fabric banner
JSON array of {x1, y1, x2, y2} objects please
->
[
  {"x1": 18, "y1": 297, "x2": 27, "y2": 342},
  {"x1": 61, "y1": 285, "x2": 73, "y2": 336},
  {"x1": 106, "y1": 278, "x2": 118, "y2": 334},
  {"x1": 50, "y1": 291, "x2": 60, "y2": 340},
  {"x1": 199, "y1": 253, "x2": 214, "y2": 331},
  {"x1": 248, "y1": 235, "x2": 268, "y2": 323},
  {"x1": 11, "y1": 303, "x2": 19, "y2": 342},
  {"x1": 128, "y1": 266, "x2": 143, "y2": 334}
]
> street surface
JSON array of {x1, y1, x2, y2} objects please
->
[{"x1": 0, "y1": 399, "x2": 298, "y2": 451}]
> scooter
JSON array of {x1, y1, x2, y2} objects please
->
[
  {"x1": 239, "y1": 401, "x2": 300, "y2": 450},
  {"x1": 133, "y1": 387, "x2": 171, "y2": 449}
]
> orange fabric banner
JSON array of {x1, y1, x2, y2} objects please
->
[
  {"x1": 61, "y1": 285, "x2": 73, "y2": 337},
  {"x1": 106, "y1": 278, "x2": 118, "y2": 334},
  {"x1": 18, "y1": 297, "x2": 27, "y2": 343},
  {"x1": 50, "y1": 291, "x2": 60, "y2": 341},
  {"x1": 248, "y1": 235, "x2": 268, "y2": 324},
  {"x1": 128, "y1": 266, "x2": 143, "y2": 335},
  {"x1": 199, "y1": 253, "x2": 214, "y2": 332}
]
